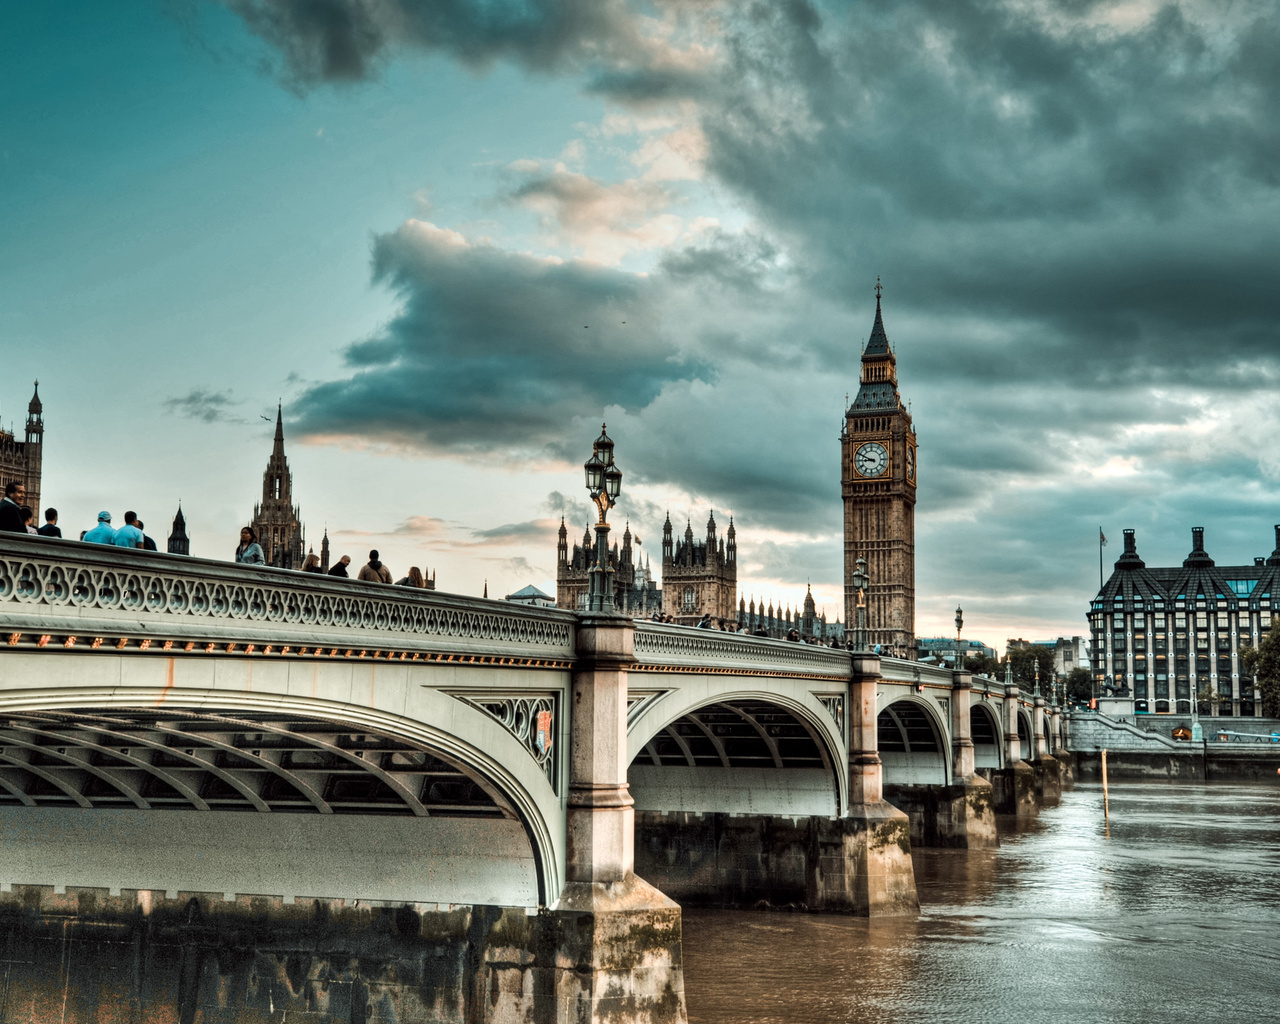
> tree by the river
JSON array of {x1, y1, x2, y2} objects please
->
[{"x1": 1239, "y1": 630, "x2": 1280, "y2": 717}]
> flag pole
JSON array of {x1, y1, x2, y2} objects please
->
[{"x1": 1099, "y1": 527, "x2": 1105, "y2": 590}]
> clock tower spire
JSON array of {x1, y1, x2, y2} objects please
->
[{"x1": 841, "y1": 280, "x2": 917, "y2": 656}]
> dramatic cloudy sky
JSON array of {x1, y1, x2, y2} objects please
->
[{"x1": 4, "y1": 0, "x2": 1278, "y2": 647}]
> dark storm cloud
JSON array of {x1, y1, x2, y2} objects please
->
[
  {"x1": 290, "y1": 220, "x2": 709, "y2": 451},
  {"x1": 162, "y1": 387, "x2": 243, "y2": 423},
  {"x1": 222, "y1": 0, "x2": 640, "y2": 84},
  {"x1": 701, "y1": 0, "x2": 1280, "y2": 387}
]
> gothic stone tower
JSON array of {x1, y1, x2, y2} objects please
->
[
  {"x1": 555, "y1": 518, "x2": 639, "y2": 611},
  {"x1": 0, "y1": 383, "x2": 43, "y2": 520},
  {"x1": 661, "y1": 512, "x2": 737, "y2": 625},
  {"x1": 251, "y1": 405, "x2": 306, "y2": 569},
  {"x1": 842, "y1": 284, "x2": 917, "y2": 655}
]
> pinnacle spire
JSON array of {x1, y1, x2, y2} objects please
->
[{"x1": 273, "y1": 402, "x2": 285, "y2": 447}]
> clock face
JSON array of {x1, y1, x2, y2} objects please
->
[
  {"x1": 906, "y1": 446, "x2": 915, "y2": 481},
  {"x1": 855, "y1": 441, "x2": 889, "y2": 478}
]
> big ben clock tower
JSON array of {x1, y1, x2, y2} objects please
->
[{"x1": 842, "y1": 281, "x2": 917, "y2": 656}]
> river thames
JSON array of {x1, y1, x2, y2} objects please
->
[{"x1": 683, "y1": 782, "x2": 1280, "y2": 1024}]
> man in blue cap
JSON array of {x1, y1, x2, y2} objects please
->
[{"x1": 83, "y1": 512, "x2": 115, "y2": 545}]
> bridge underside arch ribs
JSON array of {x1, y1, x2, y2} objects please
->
[
  {"x1": 629, "y1": 699, "x2": 838, "y2": 818},
  {"x1": 971, "y1": 704, "x2": 1002, "y2": 770},
  {"x1": 878, "y1": 701, "x2": 948, "y2": 786},
  {"x1": 1017, "y1": 708, "x2": 1033, "y2": 758},
  {"x1": 0, "y1": 709, "x2": 510, "y2": 818},
  {"x1": 0, "y1": 706, "x2": 548, "y2": 908}
]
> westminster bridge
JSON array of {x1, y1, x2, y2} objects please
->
[{"x1": 0, "y1": 534, "x2": 1068, "y2": 1023}]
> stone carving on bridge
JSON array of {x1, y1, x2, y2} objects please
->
[
  {"x1": 626, "y1": 690, "x2": 669, "y2": 727},
  {"x1": 815, "y1": 692, "x2": 846, "y2": 733},
  {"x1": 0, "y1": 539, "x2": 574, "y2": 658},
  {"x1": 445, "y1": 692, "x2": 559, "y2": 789}
]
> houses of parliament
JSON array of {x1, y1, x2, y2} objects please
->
[{"x1": 555, "y1": 282, "x2": 919, "y2": 652}]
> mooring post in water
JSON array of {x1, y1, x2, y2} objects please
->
[{"x1": 1101, "y1": 747, "x2": 1110, "y2": 820}]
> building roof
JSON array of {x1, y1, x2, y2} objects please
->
[
  {"x1": 1097, "y1": 526, "x2": 1280, "y2": 605},
  {"x1": 506, "y1": 584, "x2": 553, "y2": 601}
]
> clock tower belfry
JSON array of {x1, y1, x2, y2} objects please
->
[{"x1": 842, "y1": 281, "x2": 917, "y2": 656}]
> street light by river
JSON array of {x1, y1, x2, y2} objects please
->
[{"x1": 582, "y1": 424, "x2": 623, "y2": 614}]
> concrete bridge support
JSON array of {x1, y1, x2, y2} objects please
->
[
  {"x1": 631, "y1": 653, "x2": 917, "y2": 916},
  {"x1": 1028, "y1": 694, "x2": 1064, "y2": 808},
  {"x1": 820, "y1": 654, "x2": 919, "y2": 914},
  {"x1": 882, "y1": 671, "x2": 996, "y2": 849},
  {"x1": 562, "y1": 615, "x2": 686, "y2": 1024},
  {"x1": 990, "y1": 684, "x2": 1036, "y2": 817},
  {"x1": 1049, "y1": 706, "x2": 1075, "y2": 789}
]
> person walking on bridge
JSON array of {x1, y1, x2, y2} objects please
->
[
  {"x1": 395, "y1": 566, "x2": 425, "y2": 588},
  {"x1": 327, "y1": 554, "x2": 351, "y2": 577},
  {"x1": 37, "y1": 508, "x2": 61, "y2": 538},
  {"x1": 0, "y1": 482, "x2": 27, "y2": 533},
  {"x1": 235, "y1": 526, "x2": 266, "y2": 565},
  {"x1": 83, "y1": 511, "x2": 116, "y2": 545},
  {"x1": 358, "y1": 550, "x2": 393, "y2": 584},
  {"x1": 113, "y1": 511, "x2": 144, "y2": 549}
]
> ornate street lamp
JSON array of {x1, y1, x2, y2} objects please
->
[
  {"x1": 583, "y1": 423, "x2": 623, "y2": 613},
  {"x1": 955, "y1": 605, "x2": 964, "y2": 671},
  {"x1": 852, "y1": 557, "x2": 869, "y2": 652}
]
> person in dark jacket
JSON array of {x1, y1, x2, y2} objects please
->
[
  {"x1": 301, "y1": 552, "x2": 322, "y2": 573},
  {"x1": 37, "y1": 508, "x2": 61, "y2": 538},
  {"x1": 327, "y1": 555, "x2": 352, "y2": 577},
  {"x1": 0, "y1": 482, "x2": 27, "y2": 533},
  {"x1": 136, "y1": 520, "x2": 157, "y2": 550}
]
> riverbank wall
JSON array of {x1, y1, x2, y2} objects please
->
[{"x1": 1068, "y1": 712, "x2": 1280, "y2": 781}]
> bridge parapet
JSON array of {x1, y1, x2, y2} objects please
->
[
  {"x1": 0, "y1": 534, "x2": 574, "y2": 661},
  {"x1": 878, "y1": 656, "x2": 954, "y2": 686},
  {"x1": 633, "y1": 621, "x2": 852, "y2": 678}
]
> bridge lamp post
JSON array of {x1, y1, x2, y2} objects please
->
[
  {"x1": 852, "y1": 557, "x2": 869, "y2": 651},
  {"x1": 955, "y1": 605, "x2": 964, "y2": 671},
  {"x1": 583, "y1": 423, "x2": 623, "y2": 614}
]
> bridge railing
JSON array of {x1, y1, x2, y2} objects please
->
[
  {"x1": 632, "y1": 621, "x2": 853, "y2": 678},
  {"x1": 879, "y1": 656, "x2": 955, "y2": 687},
  {"x1": 0, "y1": 534, "x2": 575, "y2": 660}
]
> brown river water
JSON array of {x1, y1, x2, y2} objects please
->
[{"x1": 682, "y1": 782, "x2": 1280, "y2": 1024}]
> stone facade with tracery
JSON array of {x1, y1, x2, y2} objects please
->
[
  {"x1": 250, "y1": 405, "x2": 306, "y2": 569},
  {"x1": 842, "y1": 284, "x2": 917, "y2": 657},
  {"x1": 0, "y1": 383, "x2": 43, "y2": 520},
  {"x1": 661, "y1": 512, "x2": 736, "y2": 625}
]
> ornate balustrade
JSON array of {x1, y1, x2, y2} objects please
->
[
  {"x1": 0, "y1": 534, "x2": 575, "y2": 661},
  {"x1": 633, "y1": 621, "x2": 853, "y2": 680},
  {"x1": 879, "y1": 656, "x2": 957, "y2": 688}
]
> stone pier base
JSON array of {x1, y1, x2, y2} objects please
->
[
  {"x1": 1054, "y1": 749, "x2": 1076, "y2": 789},
  {"x1": 0, "y1": 881, "x2": 687, "y2": 1024},
  {"x1": 882, "y1": 778, "x2": 998, "y2": 849},
  {"x1": 1030, "y1": 756, "x2": 1064, "y2": 808},
  {"x1": 634, "y1": 803, "x2": 918, "y2": 916},
  {"x1": 984, "y1": 761, "x2": 1037, "y2": 817},
  {"x1": 553, "y1": 874, "x2": 687, "y2": 1024}
]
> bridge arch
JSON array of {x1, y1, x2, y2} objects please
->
[
  {"x1": 1017, "y1": 706, "x2": 1034, "y2": 759},
  {"x1": 0, "y1": 680, "x2": 565, "y2": 908},
  {"x1": 627, "y1": 688, "x2": 846, "y2": 818},
  {"x1": 878, "y1": 697, "x2": 949, "y2": 786},
  {"x1": 971, "y1": 701, "x2": 1003, "y2": 770}
]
